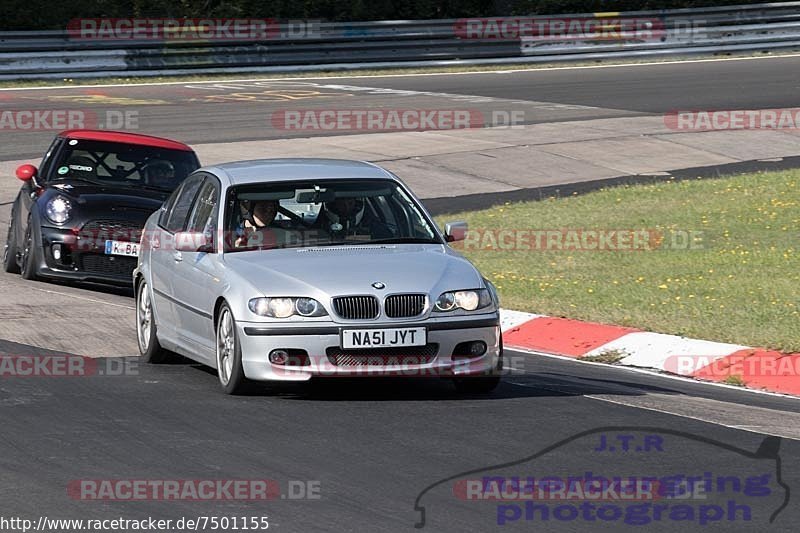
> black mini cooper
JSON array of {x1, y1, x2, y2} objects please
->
[{"x1": 3, "y1": 130, "x2": 200, "y2": 286}]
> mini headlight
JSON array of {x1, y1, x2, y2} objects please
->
[
  {"x1": 249, "y1": 297, "x2": 327, "y2": 318},
  {"x1": 45, "y1": 196, "x2": 71, "y2": 224},
  {"x1": 434, "y1": 289, "x2": 493, "y2": 312}
]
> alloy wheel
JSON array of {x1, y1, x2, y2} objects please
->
[{"x1": 216, "y1": 309, "x2": 235, "y2": 386}]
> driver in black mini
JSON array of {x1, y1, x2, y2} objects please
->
[
  {"x1": 143, "y1": 160, "x2": 177, "y2": 189},
  {"x1": 65, "y1": 156, "x2": 97, "y2": 180}
]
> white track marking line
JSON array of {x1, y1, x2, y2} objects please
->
[
  {"x1": 584, "y1": 395, "x2": 800, "y2": 441},
  {"x1": 28, "y1": 285, "x2": 134, "y2": 310},
  {"x1": 506, "y1": 379, "x2": 800, "y2": 441},
  {"x1": 2, "y1": 53, "x2": 800, "y2": 91}
]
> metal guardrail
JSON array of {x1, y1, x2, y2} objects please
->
[{"x1": 1, "y1": 2, "x2": 799, "y2": 80}]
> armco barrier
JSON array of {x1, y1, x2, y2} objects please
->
[{"x1": 1, "y1": 2, "x2": 799, "y2": 80}]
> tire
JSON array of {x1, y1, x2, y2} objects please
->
[
  {"x1": 2, "y1": 215, "x2": 20, "y2": 274},
  {"x1": 136, "y1": 280, "x2": 172, "y2": 363},
  {"x1": 216, "y1": 303, "x2": 252, "y2": 395},
  {"x1": 20, "y1": 221, "x2": 39, "y2": 281}
]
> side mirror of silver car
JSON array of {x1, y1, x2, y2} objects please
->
[
  {"x1": 174, "y1": 231, "x2": 214, "y2": 253},
  {"x1": 444, "y1": 221, "x2": 468, "y2": 242}
]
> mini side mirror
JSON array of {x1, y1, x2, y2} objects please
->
[{"x1": 16, "y1": 164, "x2": 38, "y2": 182}]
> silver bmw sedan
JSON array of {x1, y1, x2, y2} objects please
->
[{"x1": 133, "y1": 159, "x2": 502, "y2": 394}]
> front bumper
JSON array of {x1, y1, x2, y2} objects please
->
[
  {"x1": 236, "y1": 315, "x2": 502, "y2": 382},
  {"x1": 35, "y1": 226, "x2": 137, "y2": 286}
]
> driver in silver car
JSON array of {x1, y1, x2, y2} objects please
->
[
  {"x1": 315, "y1": 197, "x2": 392, "y2": 240},
  {"x1": 235, "y1": 199, "x2": 300, "y2": 249}
]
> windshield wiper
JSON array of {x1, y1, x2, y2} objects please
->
[
  {"x1": 50, "y1": 177, "x2": 103, "y2": 186},
  {"x1": 367, "y1": 237, "x2": 441, "y2": 245},
  {"x1": 51, "y1": 176, "x2": 171, "y2": 192},
  {"x1": 226, "y1": 237, "x2": 440, "y2": 252},
  {"x1": 137, "y1": 184, "x2": 172, "y2": 193}
]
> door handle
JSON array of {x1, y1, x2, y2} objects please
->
[{"x1": 173, "y1": 251, "x2": 183, "y2": 262}]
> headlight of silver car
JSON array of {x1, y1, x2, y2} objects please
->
[
  {"x1": 434, "y1": 289, "x2": 493, "y2": 312},
  {"x1": 45, "y1": 195, "x2": 72, "y2": 224},
  {"x1": 248, "y1": 297, "x2": 328, "y2": 318}
]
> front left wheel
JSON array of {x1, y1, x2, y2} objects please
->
[
  {"x1": 216, "y1": 303, "x2": 252, "y2": 395},
  {"x1": 2, "y1": 216, "x2": 20, "y2": 274},
  {"x1": 136, "y1": 280, "x2": 172, "y2": 363},
  {"x1": 20, "y1": 221, "x2": 39, "y2": 280}
]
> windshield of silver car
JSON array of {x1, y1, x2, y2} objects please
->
[{"x1": 223, "y1": 179, "x2": 441, "y2": 252}]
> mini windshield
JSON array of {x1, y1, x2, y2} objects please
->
[
  {"x1": 48, "y1": 139, "x2": 199, "y2": 192},
  {"x1": 224, "y1": 179, "x2": 441, "y2": 252}
]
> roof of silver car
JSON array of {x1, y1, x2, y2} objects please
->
[{"x1": 208, "y1": 158, "x2": 396, "y2": 185}]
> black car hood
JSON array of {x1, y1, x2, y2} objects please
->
[
  {"x1": 38, "y1": 181, "x2": 171, "y2": 231},
  {"x1": 45, "y1": 181, "x2": 170, "y2": 211}
]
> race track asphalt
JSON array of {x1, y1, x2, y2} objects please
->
[
  {"x1": 2, "y1": 55, "x2": 800, "y2": 159},
  {"x1": 1, "y1": 56, "x2": 800, "y2": 532},
  {"x1": 1, "y1": 339, "x2": 799, "y2": 532}
]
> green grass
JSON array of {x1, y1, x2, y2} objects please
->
[
  {"x1": 723, "y1": 375, "x2": 747, "y2": 387},
  {"x1": 579, "y1": 350, "x2": 627, "y2": 364},
  {"x1": 0, "y1": 50, "x2": 793, "y2": 89},
  {"x1": 437, "y1": 170, "x2": 800, "y2": 352}
]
